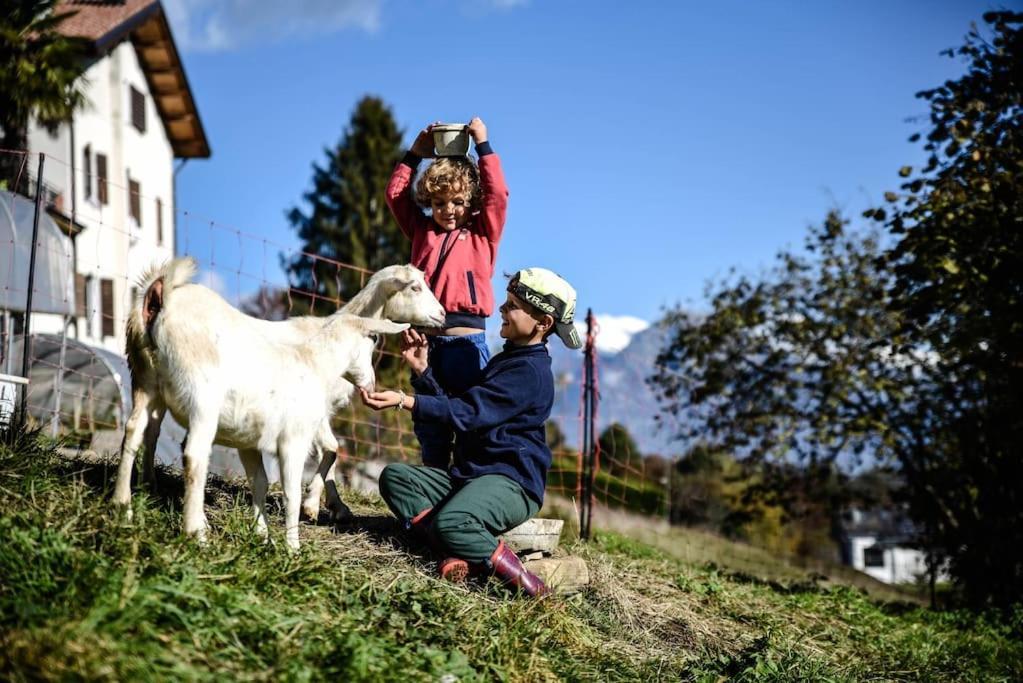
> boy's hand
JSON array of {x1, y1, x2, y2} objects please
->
[
  {"x1": 468, "y1": 117, "x2": 488, "y2": 144},
  {"x1": 401, "y1": 329, "x2": 429, "y2": 375},
  {"x1": 411, "y1": 122, "x2": 439, "y2": 157},
  {"x1": 360, "y1": 388, "x2": 404, "y2": 411}
]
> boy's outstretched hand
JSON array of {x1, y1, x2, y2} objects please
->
[
  {"x1": 360, "y1": 388, "x2": 404, "y2": 411},
  {"x1": 401, "y1": 329, "x2": 429, "y2": 375},
  {"x1": 468, "y1": 117, "x2": 487, "y2": 144},
  {"x1": 411, "y1": 121, "x2": 440, "y2": 157}
]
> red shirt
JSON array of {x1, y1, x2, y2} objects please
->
[{"x1": 385, "y1": 151, "x2": 508, "y2": 320}]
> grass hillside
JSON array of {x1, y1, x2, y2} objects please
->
[{"x1": 1, "y1": 432, "x2": 1020, "y2": 682}]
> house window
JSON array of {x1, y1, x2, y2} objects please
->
[
  {"x1": 863, "y1": 545, "x2": 885, "y2": 568},
  {"x1": 74, "y1": 274, "x2": 87, "y2": 318},
  {"x1": 100, "y1": 278, "x2": 114, "y2": 338},
  {"x1": 83, "y1": 145, "x2": 92, "y2": 199},
  {"x1": 130, "y1": 85, "x2": 146, "y2": 133},
  {"x1": 97, "y1": 154, "x2": 108, "y2": 205},
  {"x1": 129, "y1": 178, "x2": 141, "y2": 226},
  {"x1": 156, "y1": 197, "x2": 163, "y2": 245}
]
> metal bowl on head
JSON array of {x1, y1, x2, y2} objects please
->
[{"x1": 432, "y1": 123, "x2": 470, "y2": 157}]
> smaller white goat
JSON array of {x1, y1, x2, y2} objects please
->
[{"x1": 115, "y1": 258, "x2": 445, "y2": 549}]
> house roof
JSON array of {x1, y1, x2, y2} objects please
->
[
  {"x1": 54, "y1": 0, "x2": 211, "y2": 158},
  {"x1": 840, "y1": 507, "x2": 918, "y2": 544}
]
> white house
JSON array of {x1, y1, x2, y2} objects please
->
[
  {"x1": 24, "y1": 0, "x2": 209, "y2": 354},
  {"x1": 840, "y1": 507, "x2": 946, "y2": 585}
]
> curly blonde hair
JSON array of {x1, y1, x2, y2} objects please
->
[{"x1": 414, "y1": 157, "x2": 482, "y2": 212}]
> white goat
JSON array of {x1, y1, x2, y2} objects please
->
[
  {"x1": 114, "y1": 258, "x2": 445, "y2": 549},
  {"x1": 242, "y1": 265, "x2": 453, "y2": 521}
]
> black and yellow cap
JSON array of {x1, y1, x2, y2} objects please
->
[{"x1": 508, "y1": 267, "x2": 581, "y2": 349}]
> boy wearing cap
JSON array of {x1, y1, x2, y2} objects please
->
[{"x1": 360, "y1": 268, "x2": 581, "y2": 597}]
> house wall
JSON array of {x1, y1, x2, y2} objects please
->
[
  {"x1": 847, "y1": 535, "x2": 930, "y2": 584},
  {"x1": 27, "y1": 41, "x2": 176, "y2": 354}
]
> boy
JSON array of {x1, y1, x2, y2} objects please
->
[
  {"x1": 385, "y1": 118, "x2": 508, "y2": 469},
  {"x1": 360, "y1": 268, "x2": 581, "y2": 597}
]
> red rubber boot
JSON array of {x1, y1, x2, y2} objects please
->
[{"x1": 488, "y1": 540, "x2": 550, "y2": 597}]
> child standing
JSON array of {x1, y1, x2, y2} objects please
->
[
  {"x1": 385, "y1": 117, "x2": 508, "y2": 469},
  {"x1": 360, "y1": 268, "x2": 582, "y2": 597}
]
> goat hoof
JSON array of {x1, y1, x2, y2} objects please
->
[
  {"x1": 301, "y1": 503, "x2": 320, "y2": 521},
  {"x1": 113, "y1": 499, "x2": 134, "y2": 520},
  {"x1": 329, "y1": 502, "x2": 354, "y2": 525}
]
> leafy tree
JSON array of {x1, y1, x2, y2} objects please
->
[
  {"x1": 651, "y1": 212, "x2": 903, "y2": 468},
  {"x1": 871, "y1": 11, "x2": 1023, "y2": 610},
  {"x1": 284, "y1": 95, "x2": 406, "y2": 315},
  {"x1": 652, "y1": 12, "x2": 1023, "y2": 610},
  {"x1": 597, "y1": 422, "x2": 643, "y2": 477},
  {"x1": 0, "y1": 0, "x2": 88, "y2": 187}
]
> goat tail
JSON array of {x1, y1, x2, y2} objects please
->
[{"x1": 126, "y1": 257, "x2": 198, "y2": 358}]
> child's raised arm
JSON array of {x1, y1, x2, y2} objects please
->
[
  {"x1": 468, "y1": 117, "x2": 488, "y2": 145},
  {"x1": 471, "y1": 117, "x2": 508, "y2": 244},
  {"x1": 410, "y1": 122, "x2": 437, "y2": 158},
  {"x1": 386, "y1": 121, "x2": 439, "y2": 238}
]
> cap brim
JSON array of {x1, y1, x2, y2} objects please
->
[{"x1": 555, "y1": 322, "x2": 583, "y2": 349}]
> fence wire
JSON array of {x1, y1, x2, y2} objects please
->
[{"x1": 1, "y1": 148, "x2": 679, "y2": 533}]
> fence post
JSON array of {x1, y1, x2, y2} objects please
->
[
  {"x1": 18, "y1": 153, "x2": 45, "y2": 423},
  {"x1": 580, "y1": 308, "x2": 598, "y2": 540}
]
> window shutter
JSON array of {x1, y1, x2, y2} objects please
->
[
  {"x1": 97, "y1": 154, "x2": 108, "y2": 205},
  {"x1": 100, "y1": 278, "x2": 114, "y2": 338},
  {"x1": 83, "y1": 145, "x2": 92, "y2": 199},
  {"x1": 75, "y1": 274, "x2": 87, "y2": 318},
  {"x1": 129, "y1": 179, "x2": 141, "y2": 226},
  {"x1": 156, "y1": 197, "x2": 163, "y2": 245},
  {"x1": 130, "y1": 86, "x2": 146, "y2": 133}
]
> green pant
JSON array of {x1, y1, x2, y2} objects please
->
[{"x1": 379, "y1": 463, "x2": 539, "y2": 562}]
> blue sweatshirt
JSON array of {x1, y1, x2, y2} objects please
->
[{"x1": 411, "y1": 341, "x2": 554, "y2": 505}]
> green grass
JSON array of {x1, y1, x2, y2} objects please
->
[{"x1": 1, "y1": 431, "x2": 1020, "y2": 682}]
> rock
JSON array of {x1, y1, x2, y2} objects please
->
[
  {"x1": 523, "y1": 555, "x2": 590, "y2": 595},
  {"x1": 503, "y1": 518, "x2": 564, "y2": 555}
]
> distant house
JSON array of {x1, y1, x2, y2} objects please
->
[
  {"x1": 23, "y1": 0, "x2": 209, "y2": 354},
  {"x1": 839, "y1": 507, "x2": 942, "y2": 585}
]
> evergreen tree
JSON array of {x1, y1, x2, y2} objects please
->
[
  {"x1": 0, "y1": 1, "x2": 88, "y2": 188},
  {"x1": 284, "y1": 96, "x2": 413, "y2": 460},
  {"x1": 284, "y1": 95, "x2": 406, "y2": 315}
]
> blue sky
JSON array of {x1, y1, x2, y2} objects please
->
[{"x1": 167, "y1": 0, "x2": 1009, "y2": 333}]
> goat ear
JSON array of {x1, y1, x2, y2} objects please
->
[
  {"x1": 359, "y1": 318, "x2": 410, "y2": 335},
  {"x1": 387, "y1": 276, "x2": 414, "y2": 292}
]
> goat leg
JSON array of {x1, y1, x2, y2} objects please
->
[
  {"x1": 238, "y1": 448, "x2": 269, "y2": 539},
  {"x1": 141, "y1": 402, "x2": 166, "y2": 492},
  {"x1": 181, "y1": 417, "x2": 216, "y2": 544},
  {"x1": 279, "y1": 436, "x2": 309, "y2": 551},
  {"x1": 114, "y1": 387, "x2": 156, "y2": 517},
  {"x1": 302, "y1": 422, "x2": 353, "y2": 523}
]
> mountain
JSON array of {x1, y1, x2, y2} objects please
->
[{"x1": 545, "y1": 317, "x2": 682, "y2": 457}]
